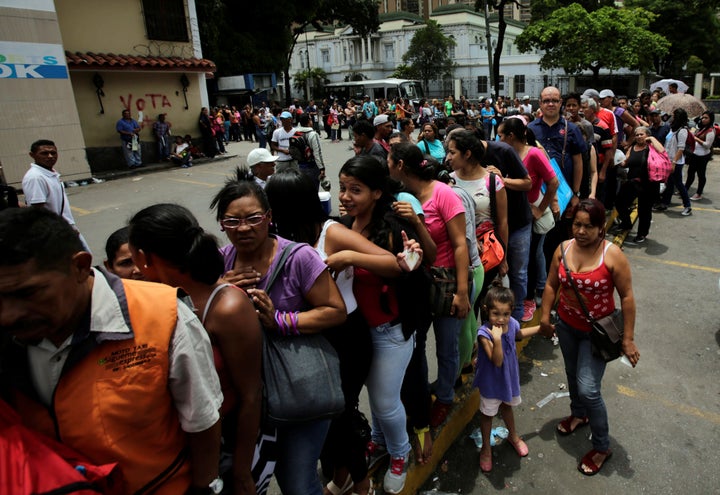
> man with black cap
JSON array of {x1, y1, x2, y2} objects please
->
[
  {"x1": 270, "y1": 111, "x2": 299, "y2": 172},
  {"x1": 648, "y1": 108, "x2": 670, "y2": 143}
]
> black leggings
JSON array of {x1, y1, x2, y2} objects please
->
[
  {"x1": 685, "y1": 153, "x2": 712, "y2": 195},
  {"x1": 615, "y1": 180, "x2": 658, "y2": 237}
]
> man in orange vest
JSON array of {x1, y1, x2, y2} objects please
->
[{"x1": 0, "y1": 208, "x2": 224, "y2": 495}]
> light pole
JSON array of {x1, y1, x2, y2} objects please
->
[{"x1": 305, "y1": 31, "x2": 312, "y2": 101}]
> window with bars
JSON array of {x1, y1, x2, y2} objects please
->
[
  {"x1": 477, "y1": 76, "x2": 488, "y2": 94},
  {"x1": 515, "y1": 75, "x2": 525, "y2": 93},
  {"x1": 142, "y1": 0, "x2": 189, "y2": 42}
]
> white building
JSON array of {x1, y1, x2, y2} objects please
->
[{"x1": 289, "y1": 4, "x2": 567, "y2": 102}]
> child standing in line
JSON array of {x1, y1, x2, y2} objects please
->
[{"x1": 473, "y1": 283, "x2": 540, "y2": 473}]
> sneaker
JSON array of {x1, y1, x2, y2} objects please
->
[
  {"x1": 681, "y1": 206, "x2": 692, "y2": 216},
  {"x1": 383, "y1": 456, "x2": 408, "y2": 494},
  {"x1": 652, "y1": 203, "x2": 668, "y2": 212},
  {"x1": 632, "y1": 235, "x2": 646, "y2": 244},
  {"x1": 521, "y1": 300, "x2": 536, "y2": 322},
  {"x1": 690, "y1": 194, "x2": 702, "y2": 201},
  {"x1": 366, "y1": 441, "x2": 388, "y2": 470}
]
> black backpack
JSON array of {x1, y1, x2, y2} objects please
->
[{"x1": 288, "y1": 130, "x2": 316, "y2": 164}]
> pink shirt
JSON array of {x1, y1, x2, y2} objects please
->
[
  {"x1": 523, "y1": 147, "x2": 556, "y2": 203},
  {"x1": 422, "y1": 181, "x2": 466, "y2": 268}
]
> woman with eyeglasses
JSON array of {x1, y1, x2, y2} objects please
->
[
  {"x1": 265, "y1": 169, "x2": 413, "y2": 495},
  {"x1": 127, "y1": 203, "x2": 266, "y2": 494},
  {"x1": 211, "y1": 169, "x2": 347, "y2": 495}
]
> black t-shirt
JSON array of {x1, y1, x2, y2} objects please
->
[{"x1": 480, "y1": 141, "x2": 532, "y2": 232}]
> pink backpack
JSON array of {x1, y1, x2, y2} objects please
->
[{"x1": 646, "y1": 145, "x2": 673, "y2": 182}]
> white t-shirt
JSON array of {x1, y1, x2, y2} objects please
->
[
  {"x1": 271, "y1": 126, "x2": 297, "y2": 162},
  {"x1": 22, "y1": 163, "x2": 76, "y2": 226}
]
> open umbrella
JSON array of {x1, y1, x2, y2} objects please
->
[
  {"x1": 650, "y1": 79, "x2": 689, "y2": 94},
  {"x1": 656, "y1": 93, "x2": 706, "y2": 118}
]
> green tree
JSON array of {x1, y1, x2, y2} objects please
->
[
  {"x1": 195, "y1": 1, "x2": 380, "y2": 103},
  {"x1": 390, "y1": 64, "x2": 417, "y2": 80},
  {"x1": 530, "y1": 0, "x2": 615, "y2": 20},
  {"x1": 515, "y1": 4, "x2": 670, "y2": 82},
  {"x1": 293, "y1": 68, "x2": 328, "y2": 100},
  {"x1": 402, "y1": 20, "x2": 457, "y2": 93},
  {"x1": 625, "y1": 0, "x2": 720, "y2": 75}
]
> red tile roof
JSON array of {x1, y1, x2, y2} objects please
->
[{"x1": 65, "y1": 51, "x2": 216, "y2": 72}]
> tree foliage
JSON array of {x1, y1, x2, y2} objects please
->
[
  {"x1": 293, "y1": 68, "x2": 328, "y2": 99},
  {"x1": 195, "y1": 1, "x2": 380, "y2": 102},
  {"x1": 515, "y1": 4, "x2": 670, "y2": 80},
  {"x1": 625, "y1": 0, "x2": 720, "y2": 75},
  {"x1": 401, "y1": 21, "x2": 457, "y2": 93}
]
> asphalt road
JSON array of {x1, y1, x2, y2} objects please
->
[{"x1": 62, "y1": 137, "x2": 720, "y2": 494}]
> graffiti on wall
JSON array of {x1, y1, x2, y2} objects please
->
[{"x1": 120, "y1": 93, "x2": 173, "y2": 113}]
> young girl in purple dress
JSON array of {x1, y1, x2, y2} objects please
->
[{"x1": 473, "y1": 283, "x2": 540, "y2": 473}]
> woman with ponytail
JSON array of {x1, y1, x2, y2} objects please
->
[{"x1": 128, "y1": 203, "x2": 268, "y2": 494}]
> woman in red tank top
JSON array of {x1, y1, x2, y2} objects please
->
[{"x1": 539, "y1": 198, "x2": 640, "y2": 476}]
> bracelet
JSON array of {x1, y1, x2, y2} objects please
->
[
  {"x1": 289, "y1": 311, "x2": 300, "y2": 335},
  {"x1": 274, "y1": 310, "x2": 287, "y2": 336}
]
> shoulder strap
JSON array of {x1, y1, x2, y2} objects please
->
[
  {"x1": 422, "y1": 139, "x2": 430, "y2": 155},
  {"x1": 559, "y1": 241, "x2": 593, "y2": 322},
  {"x1": 264, "y1": 242, "x2": 297, "y2": 293},
  {"x1": 489, "y1": 172, "x2": 497, "y2": 225},
  {"x1": 201, "y1": 283, "x2": 233, "y2": 324}
]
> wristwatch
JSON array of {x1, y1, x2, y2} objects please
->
[{"x1": 573, "y1": 191, "x2": 581, "y2": 197}]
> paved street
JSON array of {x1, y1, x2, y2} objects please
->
[{"x1": 61, "y1": 138, "x2": 720, "y2": 494}]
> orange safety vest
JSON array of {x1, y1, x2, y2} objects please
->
[{"x1": 12, "y1": 278, "x2": 191, "y2": 495}]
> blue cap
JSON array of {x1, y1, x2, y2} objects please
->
[{"x1": 280, "y1": 111, "x2": 293, "y2": 119}]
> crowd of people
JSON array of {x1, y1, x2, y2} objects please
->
[{"x1": 9, "y1": 78, "x2": 717, "y2": 493}]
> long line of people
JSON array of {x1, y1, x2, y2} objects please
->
[{"x1": 15, "y1": 82, "x2": 710, "y2": 493}]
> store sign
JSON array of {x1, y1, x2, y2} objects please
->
[{"x1": 0, "y1": 42, "x2": 68, "y2": 79}]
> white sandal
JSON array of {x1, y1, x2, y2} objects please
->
[{"x1": 326, "y1": 474, "x2": 353, "y2": 495}]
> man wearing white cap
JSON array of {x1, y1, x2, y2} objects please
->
[
  {"x1": 373, "y1": 114, "x2": 393, "y2": 158},
  {"x1": 583, "y1": 89, "x2": 621, "y2": 209},
  {"x1": 270, "y1": 111, "x2": 299, "y2": 172},
  {"x1": 520, "y1": 95, "x2": 533, "y2": 114},
  {"x1": 247, "y1": 148, "x2": 278, "y2": 188}
]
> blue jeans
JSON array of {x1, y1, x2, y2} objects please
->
[
  {"x1": 556, "y1": 320, "x2": 609, "y2": 451},
  {"x1": 121, "y1": 140, "x2": 142, "y2": 167},
  {"x1": 433, "y1": 315, "x2": 462, "y2": 404},
  {"x1": 157, "y1": 136, "x2": 170, "y2": 160},
  {"x1": 507, "y1": 223, "x2": 532, "y2": 321},
  {"x1": 366, "y1": 321, "x2": 413, "y2": 458},
  {"x1": 274, "y1": 419, "x2": 331, "y2": 495},
  {"x1": 256, "y1": 129, "x2": 267, "y2": 148},
  {"x1": 661, "y1": 162, "x2": 691, "y2": 207}
]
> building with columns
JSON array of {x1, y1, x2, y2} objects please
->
[{"x1": 289, "y1": 3, "x2": 563, "y2": 102}]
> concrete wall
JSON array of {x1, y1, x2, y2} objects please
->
[{"x1": 0, "y1": 2, "x2": 90, "y2": 185}]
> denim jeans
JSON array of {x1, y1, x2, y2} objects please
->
[
  {"x1": 507, "y1": 223, "x2": 532, "y2": 321},
  {"x1": 660, "y1": 162, "x2": 690, "y2": 207},
  {"x1": 556, "y1": 320, "x2": 609, "y2": 451},
  {"x1": 366, "y1": 321, "x2": 413, "y2": 458},
  {"x1": 157, "y1": 137, "x2": 170, "y2": 160},
  {"x1": 121, "y1": 140, "x2": 142, "y2": 167},
  {"x1": 274, "y1": 419, "x2": 331, "y2": 495},
  {"x1": 433, "y1": 315, "x2": 462, "y2": 404}
]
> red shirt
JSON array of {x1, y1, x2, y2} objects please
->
[{"x1": 557, "y1": 240, "x2": 616, "y2": 331}]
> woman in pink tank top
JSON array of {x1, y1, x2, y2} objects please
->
[{"x1": 539, "y1": 198, "x2": 640, "y2": 476}]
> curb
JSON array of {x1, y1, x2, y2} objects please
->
[{"x1": 88, "y1": 153, "x2": 239, "y2": 184}]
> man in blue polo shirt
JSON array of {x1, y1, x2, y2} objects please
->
[
  {"x1": 528, "y1": 86, "x2": 587, "y2": 270},
  {"x1": 116, "y1": 109, "x2": 142, "y2": 168}
]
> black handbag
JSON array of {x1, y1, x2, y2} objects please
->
[
  {"x1": 428, "y1": 266, "x2": 472, "y2": 317},
  {"x1": 261, "y1": 243, "x2": 345, "y2": 425},
  {"x1": 560, "y1": 242, "x2": 624, "y2": 362}
]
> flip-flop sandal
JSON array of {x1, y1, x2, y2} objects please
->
[
  {"x1": 479, "y1": 451, "x2": 493, "y2": 473},
  {"x1": 509, "y1": 437, "x2": 529, "y2": 457},
  {"x1": 578, "y1": 449, "x2": 613, "y2": 476},
  {"x1": 556, "y1": 415, "x2": 589, "y2": 436},
  {"x1": 326, "y1": 474, "x2": 353, "y2": 495}
]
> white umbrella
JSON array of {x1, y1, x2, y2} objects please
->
[{"x1": 650, "y1": 79, "x2": 689, "y2": 94}]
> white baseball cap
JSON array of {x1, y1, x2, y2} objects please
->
[
  {"x1": 373, "y1": 114, "x2": 390, "y2": 126},
  {"x1": 599, "y1": 89, "x2": 615, "y2": 99},
  {"x1": 247, "y1": 148, "x2": 279, "y2": 167}
]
